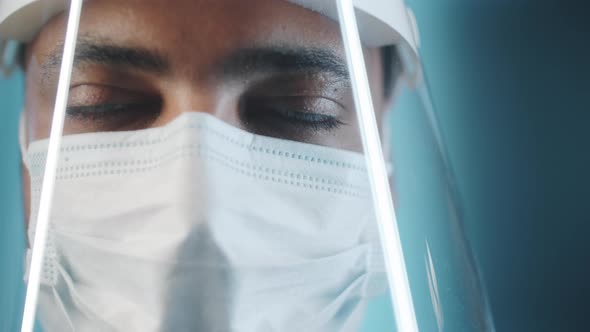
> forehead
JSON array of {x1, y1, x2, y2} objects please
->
[{"x1": 31, "y1": 0, "x2": 345, "y2": 65}]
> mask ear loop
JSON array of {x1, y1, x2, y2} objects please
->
[
  {"x1": 0, "y1": 40, "x2": 18, "y2": 78},
  {"x1": 381, "y1": 110, "x2": 394, "y2": 177},
  {"x1": 19, "y1": 110, "x2": 29, "y2": 168}
]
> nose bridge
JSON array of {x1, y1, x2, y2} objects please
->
[{"x1": 156, "y1": 80, "x2": 242, "y2": 128}]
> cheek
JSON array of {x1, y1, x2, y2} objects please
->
[
  {"x1": 365, "y1": 49, "x2": 386, "y2": 112},
  {"x1": 24, "y1": 66, "x2": 54, "y2": 142},
  {"x1": 22, "y1": 72, "x2": 47, "y2": 232},
  {"x1": 352, "y1": 49, "x2": 387, "y2": 139},
  {"x1": 368, "y1": 51, "x2": 389, "y2": 141},
  {"x1": 23, "y1": 9, "x2": 70, "y2": 142}
]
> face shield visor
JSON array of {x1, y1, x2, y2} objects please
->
[{"x1": 1, "y1": 0, "x2": 495, "y2": 331}]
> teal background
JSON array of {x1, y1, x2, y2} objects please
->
[
  {"x1": 0, "y1": 72, "x2": 26, "y2": 331},
  {"x1": 409, "y1": 1, "x2": 590, "y2": 331}
]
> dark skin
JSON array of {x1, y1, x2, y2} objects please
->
[{"x1": 21, "y1": 0, "x2": 391, "y2": 225}]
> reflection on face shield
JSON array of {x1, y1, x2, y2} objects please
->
[
  {"x1": 24, "y1": 113, "x2": 387, "y2": 331},
  {"x1": 2, "y1": 0, "x2": 471, "y2": 331},
  {"x1": 14, "y1": 2, "x2": 391, "y2": 331},
  {"x1": 21, "y1": 0, "x2": 395, "y2": 152}
]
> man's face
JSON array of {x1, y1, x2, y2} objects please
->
[
  {"x1": 21, "y1": 0, "x2": 388, "y2": 221},
  {"x1": 23, "y1": 0, "x2": 387, "y2": 150},
  {"x1": 17, "y1": 3, "x2": 397, "y2": 328}
]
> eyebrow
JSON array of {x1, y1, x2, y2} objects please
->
[
  {"x1": 43, "y1": 38, "x2": 170, "y2": 77},
  {"x1": 217, "y1": 47, "x2": 349, "y2": 82},
  {"x1": 42, "y1": 38, "x2": 349, "y2": 83}
]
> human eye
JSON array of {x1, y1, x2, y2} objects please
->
[
  {"x1": 238, "y1": 95, "x2": 347, "y2": 142},
  {"x1": 65, "y1": 84, "x2": 162, "y2": 132},
  {"x1": 236, "y1": 71, "x2": 354, "y2": 143}
]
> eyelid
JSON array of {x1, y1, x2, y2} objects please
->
[
  {"x1": 273, "y1": 108, "x2": 345, "y2": 129},
  {"x1": 262, "y1": 94, "x2": 348, "y2": 110},
  {"x1": 67, "y1": 84, "x2": 160, "y2": 108},
  {"x1": 239, "y1": 94, "x2": 348, "y2": 133},
  {"x1": 247, "y1": 95, "x2": 348, "y2": 116},
  {"x1": 69, "y1": 82, "x2": 151, "y2": 92},
  {"x1": 68, "y1": 62, "x2": 161, "y2": 94},
  {"x1": 241, "y1": 81, "x2": 353, "y2": 121}
]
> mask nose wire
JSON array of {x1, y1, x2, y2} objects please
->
[{"x1": 20, "y1": 1, "x2": 84, "y2": 331}]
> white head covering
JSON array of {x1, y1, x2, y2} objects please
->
[{"x1": 0, "y1": 0, "x2": 419, "y2": 50}]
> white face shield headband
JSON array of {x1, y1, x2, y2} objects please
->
[{"x1": 1, "y1": 1, "x2": 496, "y2": 331}]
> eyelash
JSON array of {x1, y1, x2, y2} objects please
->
[
  {"x1": 268, "y1": 108, "x2": 344, "y2": 131},
  {"x1": 66, "y1": 103, "x2": 146, "y2": 118},
  {"x1": 65, "y1": 99, "x2": 344, "y2": 134},
  {"x1": 65, "y1": 102, "x2": 162, "y2": 131}
]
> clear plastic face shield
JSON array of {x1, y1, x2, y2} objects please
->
[{"x1": 1, "y1": 0, "x2": 495, "y2": 331}]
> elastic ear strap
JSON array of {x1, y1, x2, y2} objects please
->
[
  {"x1": 1, "y1": 40, "x2": 18, "y2": 77},
  {"x1": 19, "y1": 110, "x2": 29, "y2": 167},
  {"x1": 381, "y1": 110, "x2": 394, "y2": 176}
]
